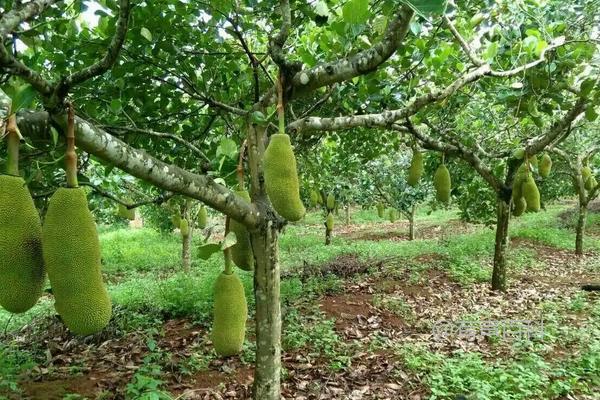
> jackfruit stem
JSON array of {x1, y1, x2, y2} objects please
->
[
  {"x1": 5, "y1": 114, "x2": 19, "y2": 176},
  {"x1": 277, "y1": 72, "x2": 285, "y2": 135},
  {"x1": 223, "y1": 216, "x2": 233, "y2": 275},
  {"x1": 65, "y1": 103, "x2": 78, "y2": 188}
]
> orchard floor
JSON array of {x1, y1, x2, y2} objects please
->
[{"x1": 1, "y1": 202, "x2": 599, "y2": 400}]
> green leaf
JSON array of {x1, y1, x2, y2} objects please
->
[
  {"x1": 342, "y1": 0, "x2": 370, "y2": 25},
  {"x1": 140, "y1": 27, "x2": 153, "y2": 42},
  {"x1": 251, "y1": 110, "x2": 267, "y2": 125},
  {"x1": 197, "y1": 243, "x2": 221, "y2": 260},
  {"x1": 372, "y1": 15, "x2": 387, "y2": 35},
  {"x1": 402, "y1": 0, "x2": 447, "y2": 17},
  {"x1": 585, "y1": 105, "x2": 598, "y2": 121},
  {"x1": 110, "y1": 99, "x2": 122, "y2": 114},
  {"x1": 216, "y1": 138, "x2": 238, "y2": 160},
  {"x1": 221, "y1": 231, "x2": 237, "y2": 250},
  {"x1": 580, "y1": 78, "x2": 596, "y2": 97},
  {"x1": 12, "y1": 84, "x2": 36, "y2": 113}
]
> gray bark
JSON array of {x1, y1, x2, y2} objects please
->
[{"x1": 491, "y1": 196, "x2": 511, "y2": 291}]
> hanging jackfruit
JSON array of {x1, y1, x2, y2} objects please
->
[
  {"x1": 326, "y1": 212, "x2": 334, "y2": 231},
  {"x1": 0, "y1": 175, "x2": 45, "y2": 314},
  {"x1": 263, "y1": 134, "x2": 305, "y2": 221},
  {"x1": 230, "y1": 191, "x2": 254, "y2": 271},
  {"x1": 585, "y1": 176, "x2": 597, "y2": 191},
  {"x1": 539, "y1": 154, "x2": 552, "y2": 178},
  {"x1": 582, "y1": 166, "x2": 592, "y2": 183},
  {"x1": 407, "y1": 150, "x2": 424, "y2": 187},
  {"x1": 171, "y1": 212, "x2": 182, "y2": 229},
  {"x1": 211, "y1": 272, "x2": 247, "y2": 356},
  {"x1": 388, "y1": 209, "x2": 397, "y2": 223},
  {"x1": 512, "y1": 164, "x2": 527, "y2": 202},
  {"x1": 309, "y1": 190, "x2": 320, "y2": 207},
  {"x1": 180, "y1": 219, "x2": 190, "y2": 236},
  {"x1": 376, "y1": 202, "x2": 384, "y2": 218},
  {"x1": 528, "y1": 154, "x2": 539, "y2": 168},
  {"x1": 513, "y1": 197, "x2": 526, "y2": 217},
  {"x1": 433, "y1": 164, "x2": 451, "y2": 203},
  {"x1": 197, "y1": 206, "x2": 207, "y2": 229},
  {"x1": 117, "y1": 204, "x2": 135, "y2": 220},
  {"x1": 512, "y1": 148, "x2": 525, "y2": 160},
  {"x1": 42, "y1": 188, "x2": 112, "y2": 335},
  {"x1": 326, "y1": 193, "x2": 335, "y2": 211},
  {"x1": 521, "y1": 175, "x2": 540, "y2": 212}
]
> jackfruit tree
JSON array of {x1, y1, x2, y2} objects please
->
[{"x1": 5, "y1": 0, "x2": 599, "y2": 397}]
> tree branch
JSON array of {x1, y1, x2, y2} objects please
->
[
  {"x1": 0, "y1": 44, "x2": 54, "y2": 95},
  {"x1": 443, "y1": 15, "x2": 484, "y2": 66},
  {"x1": 0, "y1": 0, "x2": 60, "y2": 35}
]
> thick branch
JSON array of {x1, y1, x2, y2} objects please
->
[
  {"x1": 269, "y1": 0, "x2": 294, "y2": 69},
  {"x1": 0, "y1": 0, "x2": 59, "y2": 35},
  {"x1": 0, "y1": 44, "x2": 54, "y2": 95}
]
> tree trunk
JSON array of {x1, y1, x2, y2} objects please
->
[
  {"x1": 250, "y1": 225, "x2": 281, "y2": 400},
  {"x1": 408, "y1": 205, "x2": 416, "y2": 240},
  {"x1": 345, "y1": 205, "x2": 350, "y2": 225},
  {"x1": 491, "y1": 196, "x2": 510, "y2": 291},
  {"x1": 575, "y1": 205, "x2": 587, "y2": 256},
  {"x1": 325, "y1": 226, "x2": 332, "y2": 245},
  {"x1": 181, "y1": 230, "x2": 191, "y2": 272}
]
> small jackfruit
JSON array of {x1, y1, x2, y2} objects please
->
[
  {"x1": 433, "y1": 164, "x2": 451, "y2": 203},
  {"x1": 263, "y1": 134, "x2": 305, "y2": 221},
  {"x1": 117, "y1": 204, "x2": 135, "y2": 220},
  {"x1": 389, "y1": 209, "x2": 397, "y2": 223},
  {"x1": 407, "y1": 150, "x2": 424, "y2": 187},
  {"x1": 513, "y1": 197, "x2": 526, "y2": 217},
  {"x1": 197, "y1": 206, "x2": 207, "y2": 229},
  {"x1": 512, "y1": 164, "x2": 527, "y2": 202},
  {"x1": 309, "y1": 190, "x2": 320, "y2": 207},
  {"x1": 180, "y1": 219, "x2": 190, "y2": 236},
  {"x1": 171, "y1": 212, "x2": 182, "y2": 229},
  {"x1": 230, "y1": 191, "x2": 254, "y2": 271},
  {"x1": 326, "y1": 193, "x2": 335, "y2": 210},
  {"x1": 582, "y1": 166, "x2": 592, "y2": 183},
  {"x1": 42, "y1": 188, "x2": 112, "y2": 335},
  {"x1": 326, "y1": 212, "x2": 334, "y2": 231},
  {"x1": 585, "y1": 176, "x2": 597, "y2": 191},
  {"x1": 521, "y1": 175, "x2": 540, "y2": 212},
  {"x1": 376, "y1": 202, "x2": 384, "y2": 218},
  {"x1": 211, "y1": 272, "x2": 247, "y2": 356},
  {"x1": 0, "y1": 175, "x2": 45, "y2": 313},
  {"x1": 513, "y1": 148, "x2": 525, "y2": 160},
  {"x1": 539, "y1": 154, "x2": 552, "y2": 178}
]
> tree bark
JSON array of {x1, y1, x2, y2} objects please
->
[
  {"x1": 345, "y1": 205, "x2": 350, "y2": 225},
  {"x1": 408, "y1": 205, "x2": 416, "y2": 241},
  {"x1": 575, "y1": 205, "x2": 587, "y2": 256},
  {"x1": 491, "y1": 196, "x2": 511, "y2": 291},
  {"x1": 182, "y1": 230, "x2": 191, "y2": 272}
]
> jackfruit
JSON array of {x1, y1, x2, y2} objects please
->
[
  {"x1": 309, "y1": 190, "x2": 320, "y2": 207},
  {"x1": 326, "y1": 193, "x2": 335, "y2": 211},
  {"x1": 117, "y1": 204, "x2": 135, "y2": 220},
  {"x1": 42, "y1": 187, "x2": 111, "y2": 335},
  {"x1": 211, "y1": 272, "x2": 247, "y2": 356},
  {"x1": 389, "y1": 209, "x2": 397, "y2": 223},
  {"x1": 512, "y1": 164, "x2": 527, "y2": 202},
  {"x1": 582, "y1": 166, "x2": 592, "y2": 183},
  {"x1": 376, "y1": 202, "x2": 384, "y2": 218},
  {"x1": 407, "y1": 150, "x2": 424, "y2": 187},
  {"x1": 528, "y1": 154, "x2": 539, "y2": 168},
  {"x1": 433, "y1": 164, "x2": 451, "y2": 203},
  {"x1": 171, "y1": 212, "x2": 181, "y2": 229},
  {"x1": 539, "y1": 154, "x2": 552, "y2": 178},
  {"x1": 585, "y1": 176, "x2": 597, "y2": 191},
  {"x1": 180, "y1": 219, "x2": 189, "y2": 236},
  {"x1": 326, "y1": 212, "x2": 334, "y2": 231},
  {"x1": 513, "y1": 197, "x2": 526, "y2": 217},
  {"x1": 197, "y1": 206, "x2": 207, "y2": 229},
  {"x1": 0, "y1": 175, "x2": 45, "y2": 313},
  {"x1": 513, "y1": 148, "x2": 525, "y2": 160},
  {"x1": 521, "y1": 175, "x2": 540, "y2": 212},
  {"x1": 230, "y1": 191, "x2": 254, "y2": 271},
  {"x1": 263, "y1": 134, "x2": 305, "y2": 221}
]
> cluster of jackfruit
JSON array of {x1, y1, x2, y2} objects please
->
[
  {"x1": 117, "y1": 204, "x2": 135, "y2": 220},
  {"x1": 582, "y1": 166, "x2": 598, "y2": 191},
  {"x1": 230, "y1": 191, "x2": 254, "y2": 271},
  {"x1": 263, "y1": 134, "x2": 305, "y2": 221},
  {"x1": 0, "y1": 175, "x2": 46, "y2": 314},
  {"x1": 326, "y1": 212, "x2": 334, "y2": 231},
  {"x1": 211, "y1": 271, "x2": 247, "y2": 356},
  {"x1": 407, "y1": 150, "x2": 424, "y2": 187},
  {"x1": 42, "y1": 187, "x2": 112, "y2": 335},
  {"x1": 433, "y1": 164, "x2": 451, "y2": 203},
  {"x1": 512, "y1": 163, "x2": 540, "y2": 214},
  {"x1": 326, "y1": 193, "x2": 335, "y2": 211},
  {"x1": 376, "y1": 202, "x2": 384, "y2": 218}
]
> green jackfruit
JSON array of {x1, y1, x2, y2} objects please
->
[
  {"x1": 117, "y1": 204, "x2": 135, "y2": 220},
  {"x1": 521, "y1": 175, "x2": 540, "y2": 212},
  {"x1": 407, "y1": 150, "x2": 424, "y2": 187},
  {"x1": 230, "y1": 191, "x2": 254, "y2": 271},
  {"x1": 582, "y1": 166, "x2": 592, "y2": 182},
  {"x1": 433, "y1": 164, "x2": 451, "y2": 203},
  {"x1": 326, "y1": 193, "x2": 335, "y2": 210},
  {"x1": 42, "y1": 188, "x2": 111, "y2": 335},
  {"x1": 388, "y1": 209, "x2": 397, "y2": 223},
  {"x1": 0, "y1": 175, "x2": 45, "y2": 314},
  {"x1": 585, "y1": 176, "x2": 597, "y2": 191},
  {"x1": 211, "y1": 272, "x2": 247, "y2": 356},
  {"x1": 376, "y1": 202, "x2": 384, "y2": 218},
  {"x1": 326, "y1": 212, "x2": 334, "y2": 231},
  {"x1": 171, "y1": 212, "x2": 181, "y2": 229},
  {"x1": 513, "y1": 197, "x2": 526, "y2": 217},
  {"x1": 513, "y1": 148, "x2": 525, "y2": 160},
  {"x1": 309, "y1": 190, "x2": 320, "y2": 207},
  {"x1": 180, "y1": 219, "x2": 189, "y2": 236},
  {"x1": 197, "y1": 207, "x2": 207, "y2": 229},
  {"x1": 512, "y1": 164, "x2": 527, "y2": 202},
  {"x1": 539, "y1": 154, "x2": 552, "y2": 178},
  {"x1": 263, "y1": 134, "x2": 305, "y2": 221}
]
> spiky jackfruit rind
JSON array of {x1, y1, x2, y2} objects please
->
[
  {"x1": 513, "y1": 148, "x2": 525, "y2": 160},
  {"x1": 230, "y1": 191, "x2": 254, "y2": 271},
  {"x1": 0, "y1": 175, "x2": 45, "y2": 314},
  {"x1": 42, "y1": 188, "x2": 112, "y2": 335},
  {"x1": 263, "y1": 134, "x2": 306, "y2": 221},
  {"x1": 326, "y1": 193, "x2": 335, "y2": 210},
  {"x1": 521, "y1": 175, "x2": 540, "y2": 212},
  {"x1": 512, "y1": 164, "x2": 527, "y2": 202},
  {"x1": 197, "y1": 207, "x2": 207, "y2": 229},
  {"x1": 211, "y1": 272, "x2": 247, "y2": 356},
  {"x1": 180, "y1": 219, "x2": 190, "y2": 236},
  {"x1": 407, "y1": 151, "x2": 424, "y2": 187},
  {"x1": 326, "y1": 212, "x2": 334, "y2": 231},
  {"x1": 539, "y1": 154, "x2": 552, "y2": 178},
  {"x1": 433, "y1": 164, "x2": 451, "y2": 203},
  {"x1": 117, "y1": 204, "x2": 135, "y2": 221},
  {"x1": 376, "y1": 202, "x2": 384, "y2": 218},
  {"x1": 513, "y1": 197, "x2": 526, "y2": 217}
]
